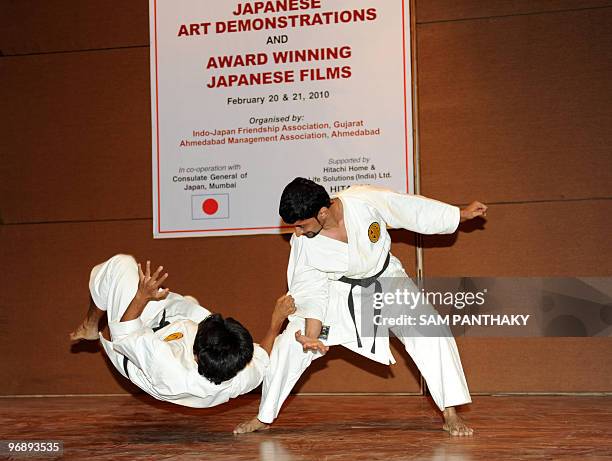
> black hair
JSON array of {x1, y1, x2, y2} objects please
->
[
  {"x1": 193, "y1": 314, "x2": 254, "y2": 385},
  {"x1": 279, "y1": 177, "x2": 331, "y2": 224}
]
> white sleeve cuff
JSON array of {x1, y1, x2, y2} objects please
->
[
  {"x1": 109, "y1": 318, "x2": 145, "y2": 340},
  {"x1": 445, "y1": 205, "x2": 461, "y2": 234}
]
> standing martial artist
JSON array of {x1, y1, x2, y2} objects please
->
[
  {"x1": 235, "y1": 178, "x2": 487, "y2": 435},
  {"x1": 70, "y1": 254, "x2": 295, "y2": 408}
]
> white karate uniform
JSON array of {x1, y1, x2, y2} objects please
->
[
  {"x1": 90, "y1": 254, "x2": 269, "y2": 408},
  {"x1": 258, "y1": 185, "x2": 471, "y2": 423}
]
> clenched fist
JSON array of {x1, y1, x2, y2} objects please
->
[
  {"x1": 272, "y1": 294, "x2": 296, "y2": 327},
  {"x1": 460, "y1": 201, "x2": 488, "y2": 221}
]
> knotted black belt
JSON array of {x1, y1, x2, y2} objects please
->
[
  {"x1": 123, "y1": 309, "x2": 170, "y2": 378},
  {"x1": 151, "y1": 309, "x2": 171, "y2": 332},
  {"x1": 338, "y1": 253, "x2": 390, "y2": 354}
]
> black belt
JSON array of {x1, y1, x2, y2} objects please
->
[
  {"x1": 123, "y1": 309, "x2": 170, "y2": 378},
  {"x1": 338, "y1": 253, "x2": 390, "y2": 354},
  {"x1": 152, "y1": 309, "x2": 170, "y2": 332},
  {"x1": 122, "y1": 356, "x2": 129, "y2": 378}
]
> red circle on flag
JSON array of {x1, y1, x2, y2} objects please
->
[{"x1": 202, "y1": 198, "x2": 219, "y2": 215}]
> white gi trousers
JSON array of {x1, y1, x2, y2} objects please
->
[{"x1": 258, "y1": 273, "x2": 472, "y2": 423}]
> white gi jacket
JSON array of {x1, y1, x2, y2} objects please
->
[
  {"x1": 91, "y1": 255, "x2": 269, "y2": 408},
  {"x1": 286, "y1": 185, "x2": 460, "y2": 364}
]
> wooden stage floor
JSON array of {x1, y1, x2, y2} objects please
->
[{"x1": 1, "y1": 395, "x2": 611, "y2": 460}]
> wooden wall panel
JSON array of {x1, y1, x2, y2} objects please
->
[
  {"x1": 416, "y1": 0, "x2": 612, "y2": 23},
  {"x1": 417, "y1": 7, "x2": 612, "y2": 204},
  {"x1": 0, "y1": 0, "x2": 148, "y2": 55},
  {"x1": 0, "y1": 49, "x2": 151, "y2": 224},
  {"x1": 417, "y1": 6, "x2": 612, "y2": 393},
  {"x1": 423, "y1": 200, "x2": 612, "y2": 392},
  {"x1": 458, "y1": 338, "x2": 612, "y2": 392},
  {"x1": 0, "y1": 222, "x2": 419, "y2": 395},
  {"x1": 423, "y1": 200, "x2": 612, "y2": 277}
]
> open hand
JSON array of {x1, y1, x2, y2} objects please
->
[
  {"x1": 137, "y1": 260, "x2": 170, "y2": 302},
  {"x1": 295, "y1": 330, "x2": 329, "y2": 355},
  {"x1": 460, "y1": 201, "x2": 488, "y2": 221}
]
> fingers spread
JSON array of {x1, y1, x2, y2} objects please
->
[
  {"x1": 152, "y1": 265, "x2": 164, "y2": 280},
  {"x1": 154, "y1": 272, "x2": 168, "y2": 288}
]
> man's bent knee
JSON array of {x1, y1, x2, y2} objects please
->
[{"x1": 109, "y1": 254, "x2": 137, "y2": 268}]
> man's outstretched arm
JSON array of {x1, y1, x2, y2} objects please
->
[
  {"x1": 259, "y1": 295, "x2": 296, "y2": 355},
  {"x1": 352, "y1": 186, "x2": 487, "y2": 234}
]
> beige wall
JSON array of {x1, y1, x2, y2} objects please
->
[{"x1": 1, "y1": 1, "x2": 611, "y2": 395}]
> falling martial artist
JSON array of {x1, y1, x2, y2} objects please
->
[
  {"x1": 235, "y1": 178, "x2": 487, "y2": 436},
  {"x1": 70, "y1": 254, "x2": 295, "y2": 408}
]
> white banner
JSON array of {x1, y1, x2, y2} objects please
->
[{"x1": 150, "y1": 0, "x2": 414, "y2": 238}]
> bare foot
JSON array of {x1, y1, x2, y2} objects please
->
[
  {"x1": 233, "y1": 417, "x2": 270, "y2": 434},
  {"x1": 69, "y1": 320, "x2": 100, "y2": 341},
  {"x1": 443, "y1": 407, "x2": 474, "y2": 436},
  {"x1": 70, "y1": 298, "x2": 105, "y2": 341}
]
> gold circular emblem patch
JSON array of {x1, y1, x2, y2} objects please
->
[
  {"x1": 163, "y1": 332, "x2": 184, "y2": 342},
  {"x1": 368, "y1": 222, "x2": 381, "y2": 243}
]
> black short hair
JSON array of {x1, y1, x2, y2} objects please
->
[
  {"x1": 279, "y1": 177, "x2": 331, "y2": 224},
  {"x1": 193, "y1": 314, "x2": 254, "y2": 385}
]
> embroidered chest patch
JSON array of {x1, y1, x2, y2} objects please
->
[
  {"x1": 163, "y1": 332, "x2": 184, "y2": 342},
  {"x1": 368, "y1": 222, "x2": 381, "y2": 243}
]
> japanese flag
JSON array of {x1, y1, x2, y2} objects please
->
[{"x1": 192, "y1": 194, "x2": 229, "y2": 220}]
